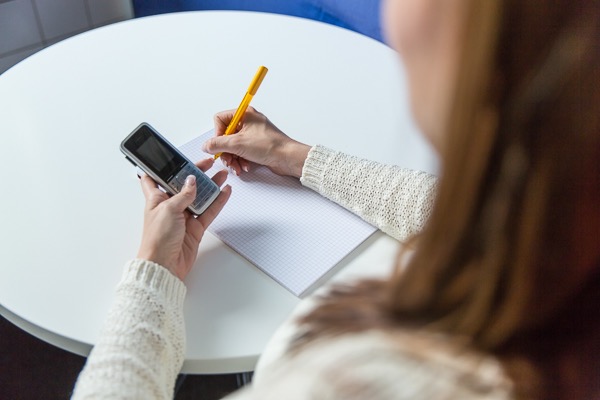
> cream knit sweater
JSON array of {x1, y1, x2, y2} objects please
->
[{"x1": 72, "y1": 146, "x2": 512, "y2": 399}]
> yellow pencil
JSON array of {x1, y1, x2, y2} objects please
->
[{"x1": 214, "y1": 66, "x2": 268, "y2": 160}]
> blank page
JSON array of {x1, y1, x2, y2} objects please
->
[{"x1": 180, "y1": 130, "x2": 377, "y2": 296}]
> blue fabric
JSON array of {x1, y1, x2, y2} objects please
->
[{"x1": 132, "y1": 0, "x2": 384, "y2": 43}]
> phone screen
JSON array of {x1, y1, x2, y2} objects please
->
[
  {"x1": 125, "y1": 125, "x2": 185, "y2": 181},
  {"x1": 122, "y1": 123, "x2": 220, "y2": 215}
]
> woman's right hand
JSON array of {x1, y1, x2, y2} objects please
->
[{"x1": 202, "y1": 107, "x2": 311, "y2": 178}]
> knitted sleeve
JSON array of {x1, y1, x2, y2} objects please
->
[
  {"x1": 300, "y1": 145, "x2": 437, "y2": 241},
  {"x1": 71, "y1": 259, "x2": 186, "y2": 400},
  {"x1": 224, "y1": 332, "x2": 513, "y2": 400}
]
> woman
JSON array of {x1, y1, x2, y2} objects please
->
[{"x1": 72, "y1": 0, "x2": 600, "y2": 399}]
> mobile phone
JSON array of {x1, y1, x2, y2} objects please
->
[{"x1": 120, "y1": 123, "x2": 220, "y2": 215}]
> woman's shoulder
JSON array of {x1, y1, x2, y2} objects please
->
[{"x1": 241, "y1": 329, "x2": 514, "y2": 400}]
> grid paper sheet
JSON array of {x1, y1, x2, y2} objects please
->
[{"x1": 180, "y1": 130, "x2": 377, "y2": 296}]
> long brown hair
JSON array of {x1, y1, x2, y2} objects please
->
[{"x1": 294, "y1": 1, "x2": 600, "y2": 399}]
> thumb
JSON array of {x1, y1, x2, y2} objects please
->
[
  {"x1": 202, "y1": 136, "x2": 238, "y2": 156},
  {"x1": 167, "y1": 175, "x2": 197, "y2": 212}
]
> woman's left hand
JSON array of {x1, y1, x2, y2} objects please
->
[{"x1": 137, "y1": 158, "x2": 231, "y2": 281}]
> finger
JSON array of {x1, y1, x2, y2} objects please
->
[
  {"x1": 211, "y1": 169, "x2": 229, "y2": 187},
  {"x1": 229, "y1": 157, "x2": 242, "y2": 176},
  {"x1": 195, "y1": 157, "x2": 214, "y2": 172},
  {"x1": 202, "y1": 135, "x2": 241, "y2": 156},
  {"x1": 185, "y1": 179, "x2": 231, "y2": 242},
  {"x1": 140, "y1": 175, "x2": 168, "y2": 209},
  {"x1": 165, "y1": 175, "x2": 197, "y2": 212},
  {"x1": 213, "y1": 110, "x2": 237, "y2": 136},
  {"x1": 219, "y1": 153, "x2": 247, "y2": 175},
  {"x1": 239, "y1": 158, "x2": 251, "y2": 173},
  {"x1": 220, "y1": 153, "x2": 234, "y2": 168},
  {"x1": 196, "y1": 185, "x2": 232, "y2": 230}
]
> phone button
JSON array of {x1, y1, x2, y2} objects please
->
[
  {"x1": 168, "y1": 179, "x2": 182, "y2": 191},
  {"x1": 176, "y1": 165, "x2": 195, "y2": 185},
  {"x1": 125, "y1": 156, "x2": 137, "y2": 166}
]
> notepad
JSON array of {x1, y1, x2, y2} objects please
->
[{"x1": 179, "y1": 130, "x2": 377, "y2": 296}]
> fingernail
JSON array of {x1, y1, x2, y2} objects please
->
[
  {"x1": 242, "y1": 165, "x2": 249, "y2": 172},
  {"x1": 185, "y1": 175, "x2": 196, "y2": 187},
  {"x1": 223, "y1": 160, "x2": 228, "y2": 167}
]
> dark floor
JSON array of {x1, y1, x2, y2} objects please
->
[{"x1": 0, "y1": 316, "x2": 242, "y2": 399}]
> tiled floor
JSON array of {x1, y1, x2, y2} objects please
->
[
  {"x1": 0, "y1": 0, "x2": 133, "y2": 75},
  {"x1": 0, "y1": 315, "x2": 241, "y2": 399}
]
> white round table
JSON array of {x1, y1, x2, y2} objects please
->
[{"x1": 0, "y1": 11, "x2": 437, "y2": 373}]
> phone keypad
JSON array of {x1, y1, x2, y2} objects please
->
[{"x1": 168, "y1": 164, "x2": 218, "y2": 212}]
